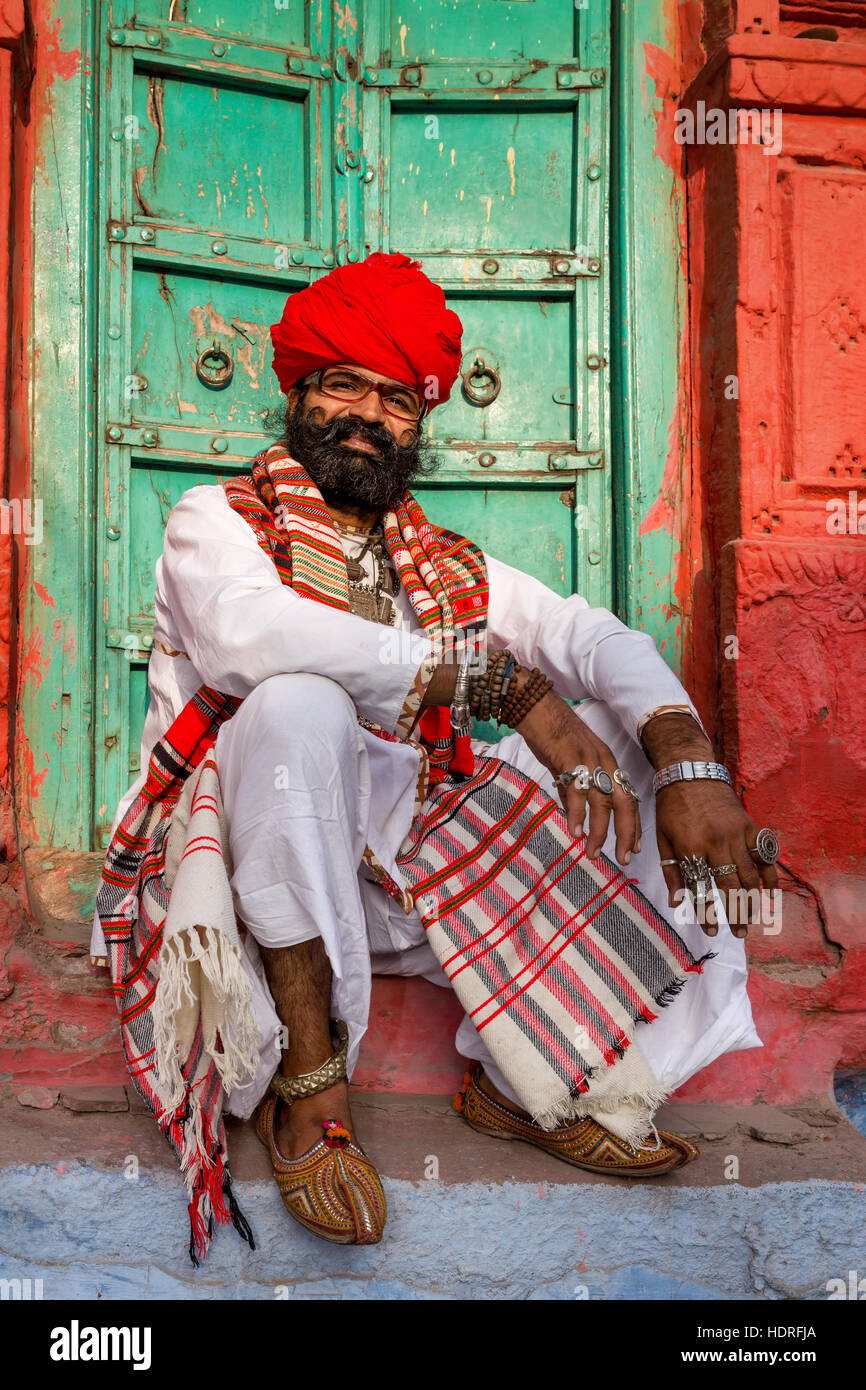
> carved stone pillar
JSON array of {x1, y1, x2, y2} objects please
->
[{"x1": 678, "y1": 10, "x2": 866, "y2": 1104}]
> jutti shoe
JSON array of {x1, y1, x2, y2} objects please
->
[
  {"x1": 256, "y1": 1018, "x2": 386, "y2": 1245},
  {"x1": 453, "y1": 1062, "x2": 699, "y2": 1178},
  {"x1": 256, "y1": 1093, "x2": 387, "y2": 1244}
]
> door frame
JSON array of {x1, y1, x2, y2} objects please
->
[
  {"x1": 610, "y1": 0, "x2": 691, "y2": 668},
  {"x1": 17, "y1": 0, "x2": 689, "y2": 851}
]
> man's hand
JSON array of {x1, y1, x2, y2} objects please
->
[
  {"x1": 515, "y1": 683, "x2": 640, "y2": 866},
  {"x1": 641, "y1": 711, "x2": 779, "y2": 937}
]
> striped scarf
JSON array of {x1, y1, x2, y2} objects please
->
[{"x1": 395, "y1": 758, "x2": 713, "y2": 1135}]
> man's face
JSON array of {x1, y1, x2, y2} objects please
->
[{"x1": 281, "y1": 362, "x2": 437, "y2": 511}]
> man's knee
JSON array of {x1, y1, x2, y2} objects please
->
[
  {"x1": 242, "y1": 673, "x2": 357, "y2": 744},
  {"x1": 216, "y1": 674, "x2": 360, "y2": 791}
]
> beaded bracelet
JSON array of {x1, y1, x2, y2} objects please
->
[
  {"x1": 498, "y1": 665, "x2": 554, "y2": 728},
  {"x1": 468, "y1": 648, "x2": 514, "y2": 722},
  {"x1": 487, "y1": 650, "x2": 509, "y2": 717},
  {"x1": 495, "y1": 655, "x2": 517, "y2": 725}
]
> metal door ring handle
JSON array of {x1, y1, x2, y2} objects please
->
[
  {"x1": 461, "y1": 356, "x2": 501, "y2": 407},
  {"x1": 196, "y1": 344, "x2": 234, "y2": 390}
]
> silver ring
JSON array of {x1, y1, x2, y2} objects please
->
[
  {"x1": 612, "y1": 768, "x2": 640, "y2": 802},
  {"x1": 556, "y1": 764, "x2": 591, "y2": 791},
  {"x1": 680, "y1": 854, "x2": 712, "y2": 899},
  {"x1": 748, "y1": 828, "x2": 780, "y2": 864},
  {"x1": 659, "y1": 858, "x2": 679, "y2": 867},
  {"x1": 591, "y1": 765, "x2": 614, "y2": 796}
]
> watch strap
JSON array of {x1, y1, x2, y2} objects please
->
[{"x1": 652, "y1": 760, "x2": 732, "y2": 795}]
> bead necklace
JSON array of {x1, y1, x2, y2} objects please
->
[{"x1": 333, "y1": 517, "x2": 378, "y2": 537}]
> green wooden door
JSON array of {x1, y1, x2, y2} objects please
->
[{"x1": 94, "y1": 0, "x2": 611, "y2": 848}]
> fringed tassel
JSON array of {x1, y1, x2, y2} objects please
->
[
  {"x1": 568, "y1": 1066, "x2": 594, "y2": 1099},
  {"x1": 687, "y1": 949, "x2": 718, "y2": 973},
  {"x1": 153, "y1": 925, "x2": 260, "y2": 1110},
  {"x1": 160, "y1": 1090, "x2": 251, "y2": 1266},
  {"x1": 654, "y1": 975, "x2": 688, "y2": 1007},
  {"x1": 187, "y1": 1171, "x2": 212, "y2": 1267},
  {"x1": 181, "y1": 1125, "x2": 258, "y2": 1267},
  {"x1": 223, "y1": 1167, "x2": 256, "y2": 1251}
]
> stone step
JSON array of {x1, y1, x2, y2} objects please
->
[{"x1": 4, "y1": 1089, "x2": 862, "y2": 1189}]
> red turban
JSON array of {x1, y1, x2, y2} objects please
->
[{"x1": 270, "y1": 251, "x2": 463, "y2": 409}]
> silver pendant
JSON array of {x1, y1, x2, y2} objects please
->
[
  {"x1": 376, "y1": 593, "x2": 396, "y2": 626},
  {"x1": 348, "y1": 588, "x2": 379, "y2": 623}
]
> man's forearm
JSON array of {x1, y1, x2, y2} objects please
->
[
  {"x1": 639, "y1": 711, "x2": 714, "y2": 772},
  {"x1": 418, "y1": 659, "x2": 713, "y2": 778}
]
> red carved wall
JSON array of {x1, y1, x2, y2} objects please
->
[{"x1": 676, "y1": 6, "x2": 866, "y2": 1102}]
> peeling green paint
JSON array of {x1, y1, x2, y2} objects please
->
[{"x1": 611, "y1": 0, "x2": 686, "y2": 669}]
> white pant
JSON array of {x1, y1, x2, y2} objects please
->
[{"x1": 214, "y1": 673, "x2": 761, "y2": 1120}]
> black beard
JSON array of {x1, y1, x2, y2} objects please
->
[{"x1": 278, "y1": 394, "x2": 440, "y2": 511}]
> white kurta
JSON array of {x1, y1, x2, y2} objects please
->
[{"x1": 91, "y1": 483, "x2": 761, "y2": 1121}]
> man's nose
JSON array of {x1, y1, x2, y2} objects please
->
[{"x1": 345, "y1": 388, "x2": 387, "y2": 424}]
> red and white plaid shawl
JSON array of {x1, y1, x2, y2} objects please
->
[
  {"x1": 95, "y1": 445, "x2": 711, "y2": 1262},
  {"x1": 395, "y1": 756, "x2": 713, "y2": 1132}
]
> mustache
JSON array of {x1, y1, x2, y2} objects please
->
[{"x1": 309, "y1": 412, "x2": 408, "y2": 459}]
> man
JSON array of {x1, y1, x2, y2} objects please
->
[{"x1": 93, "y1": 252, "x2": 778, "y2": 1258}]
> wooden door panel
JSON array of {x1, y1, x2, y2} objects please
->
[
  {"x1": 130, "y1": 72, "x2": 308, "y2": 241},
  {"x1": 415, "y1": 484, "x2": 577, "y2": 595},
  {"x1": 129, "y1": 268, "x2": 286, "y2": 429},
  {"x1": 389, "y1": 0, "x2": 580, "y2": 61},
  {"x1": 389, "y1": 105, "x2": 577, "y2": 252},
  {"x1": 427, "y1": 292, "x2": 575, "y2": 446},
  {"x1": 178, "y1": 0, "x2": 309, "y2": 46}
]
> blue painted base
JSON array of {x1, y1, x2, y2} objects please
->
[{"x1": 3, "y1": 1165, "x2": 866, "y2": 1300}]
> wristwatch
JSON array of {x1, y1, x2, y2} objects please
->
[{"x1": 652, "y1": 760, "x2": 732, "y2": 795}]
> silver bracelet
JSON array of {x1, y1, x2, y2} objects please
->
[
  {"x1": 652, "y1": 760, "x2": 732, "y2": 795},
  {"x1": 450, "y1": 651, "x2": 473, "y2": 737}
]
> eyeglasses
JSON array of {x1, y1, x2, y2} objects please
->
[{"x1": 303, "y1": 366, "x2": 426, "y2": 422}]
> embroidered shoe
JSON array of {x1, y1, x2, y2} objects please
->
[
  {"x1": 453, "y1": 1062, "x2": 699, "y2": 1178},
  {"x1": 256, "y1": 1094, "x2": 387, "y2": 1244}
]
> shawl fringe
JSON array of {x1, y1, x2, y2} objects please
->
[{"x1": 153, "y1": 925, "x2": 259, "y2": 1110}]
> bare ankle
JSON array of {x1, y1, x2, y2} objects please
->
[{"x1": 476, "y1": 1068, "x2": 530, "y2": 1118}]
